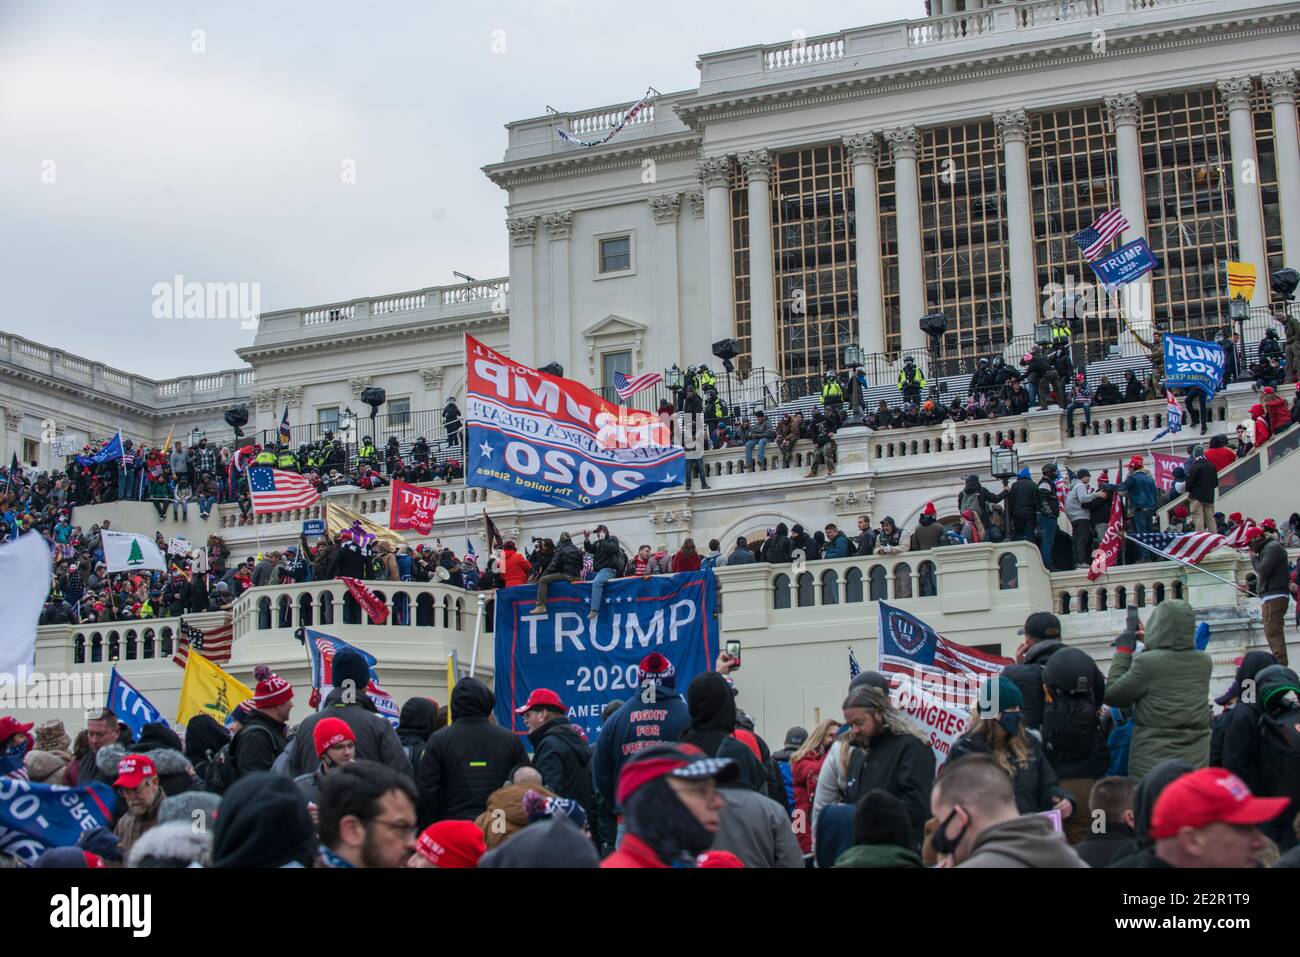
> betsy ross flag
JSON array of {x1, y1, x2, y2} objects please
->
[
  {"x1": 248, "y1": 467, "x2": 321, "y2": 513},
  {"x1": 172, "y1": 615, "x2": 234, "y2": 668},
  {"x1": 1130, "y1": 530, "x2": 1227, "y2": 564},
  {"x1": 278, "y1": 405, "x2": 292, "y2": 445},
  {"x1": 1073, "y1": 208, "x2": 1130, "y2": 262},
  {"x1": 612, "y1": 370, "x2": 663, "y2": 401}
]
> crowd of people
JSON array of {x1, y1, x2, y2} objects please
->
[{"x1": 6, "y1": 597, "x2": 1300, "y2": 870}]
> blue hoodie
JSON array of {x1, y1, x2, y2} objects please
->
[{"x1": 592, "y1": 684, "x2": 691, "y2": 810}]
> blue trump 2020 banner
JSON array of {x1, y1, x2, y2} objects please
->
[
  {"x1": 1088, "y1": 237, "x2": 1157, "y2": 290},
  {"x1": 493, "y1": 569, "x2": 716, "y2": 742},
  {"x1": 0, "y1": 778, "x2": 115, "y2": 866},
  {"x1": 1164, "y1": 334, "x2": 1225, "y2": 398},
  {"x1": 106, "y1": 668, "x2": 163, "y2": 739},
  {"x1": 75, "y1": 431, "x2": 122, "y2": 467}
]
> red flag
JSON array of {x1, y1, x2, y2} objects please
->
[
  {"x1": 389, "y1": 479, "x2": 439, "y2": 535},
  {"x1": 1087, "y1": 491, "x2": 1125, "y2": 581},
  {"x1": 340, "y1": 576, "x2": 389, "y2": 624}
]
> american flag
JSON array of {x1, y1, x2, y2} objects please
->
[
  {"x1": 1130, "y1": 531, "x2": 1226, "y2": 564},
  {"x1": 248, "y1": 466, "x2": 321, "y2": 513},
  {"x1": 1072, "y1": 208, "x2": 1130, "y2": 261},
  {"x1": 1054, "y1": 464, "x2": 1073, "y2": 509},
  {"x1": 612, "y1": 370, "x2": 663, "y2": 401},
  {"x1": 1224, "y1": 518, "x2": 1257, "y2": 549},
  {"x1": 172, "y1": 615, "x2": 234, "y2": 668},
  {"x1": 849, "y1": 648, "x2": 861, "y2": 679},
  {"x1": 877, "y1": 602, "x2": 1010, "y2": 684}
]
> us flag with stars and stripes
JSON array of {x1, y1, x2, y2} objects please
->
[
  {"x1": 612, "y1": 370, "x2": 663, "y2": 401},
  {"x1": 1130, "y1": 531, "x2": 1226, "y2": 564},
  {"x1": 248, "y1": 466, "x2": 321, "y2": 513},
  {"x1": 1072, "y1": 208, "x2": 1130, "y2": 261},
  {"x1": 171, "y1": 615, "x2": 234, "y2": 668}
]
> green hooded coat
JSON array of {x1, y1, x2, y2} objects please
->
[{"x1": 1103, "y1": 600, "x2": 1211, "y2": 778}]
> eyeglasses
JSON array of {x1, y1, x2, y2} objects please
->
[{"x1": 369, "y1": 818, "x2": 417, "y2": 839}]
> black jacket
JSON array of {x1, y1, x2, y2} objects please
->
[
  {"x1": 528, "y1": 717, "x2": 594, "y2": 813},
  {"x1": 1007, "y1": 477, "x2": 1039, "y2": 517},
  {"x1": 416, "y1": 678, "x2": 528, "y2": 827},
  {"x1": 1078, "y1": 825, "x2": 1139, "y2": 868},
  {"x1": 1210, "y1": 651, "x2": 1277, "y2": 766},
  {"x1": 1001, "y1": 639, "x2": 1065, "y2": 728},
  {"x1": 1184, "y1": 456, "x2": 1217, "y2": 504},
  {"x1": 959, "y1": 480, "x2": 1005, "y2": 527},
  {"x1": 1036, "y1": 478, "x2": 1060, "y2": 518},
  {"x1": 1252, "y1": 540, "x2": 1290, "y2": 598},
  {"x1": 328, "y1": 544, "x2": 367, "y2": 580},
  {"x1": 1094, "y1": 381, "x2": 1122, "y2": 406},
  {"x1": 546, "y1": 540, "x2": 584, "y2": 578},
  {"x1": 233, "y1": 709, "x2": 289, "y2": 777},
  {"x1": 287, "y1": 688, "x2": 412, "y2": 778},
  {"x1": 761, "y1": 526, "x2": 792, "y2": 564},
  {"x1": 583, "y1": 535, "x2": 623, "y2": 574},
  {"x1": 945, "y1": 731, "x2": 1070, "y2": 815},
  {"x1": 842, "y1": 731, "x2": 936, "y2": 850}
]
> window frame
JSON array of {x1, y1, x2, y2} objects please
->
[{"x1": 594, "y1": 231, "x2": 636, "y2": 279}]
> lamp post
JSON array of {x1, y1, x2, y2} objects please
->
[
  {"x1": 990, "y1": 445, "x2": 1019, "y2": 487},
  {"x1": 841, "y1": 343, "x2": 865, "y2": 427},
  {"x1": 188, "y1": 427, "x2": 204, "y2": 448}
]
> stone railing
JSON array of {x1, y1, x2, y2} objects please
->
[
  {"x1": 907, "y1": 8, "x2": 996, "y2": 46},
  {"x1": 762, "y1": 33, "x2": 847, "y2": 71},
  {"x1": 261, "y1": 277, "x2": 509, "y2": 338},
  {"x1": 568, "y1": 100, "x2": 656, "y2": 136},
  {"x1": 1049, "y1": 561, "x2": 1191, "y2": 616},
  {"x1": 47, "y1": 611, "x2": 229, "y2": 670}
]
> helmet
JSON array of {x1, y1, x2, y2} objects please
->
[
  {"x1": 1265, "y1": 328, "x2": 1279, "y2": 339},
  {"x1": 904, "y1": 356, "x2": 915, "y2": 365},
  {"x1": 977, "y1": 357, "x2": 989, "y2": 369},
  {"x1": 363, "y1": 436, "x2": 372, "y2": 444}
]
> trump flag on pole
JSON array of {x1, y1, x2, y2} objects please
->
[
  {"x1": 493, "y1": 570, "x2": 716, "y2": 743},
  {"x1": 304, "y1": 630, "x2": 400, "y2": 728},
  {"x1": 1163, "y1": 334, "x2": 1225, "y2": 399},
  {"x1": 0, "y1": 779, "x2": 115, "y2": 866},
  {"x1": 464, "y1": 334, "x2": 684, "y2": 510},
  {"x1": 389, "y1": 479, "x2": 439, "y2": 534}
]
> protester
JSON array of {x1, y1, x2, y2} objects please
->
[
  {"x1": 234, "y1": 667, "x2": 293, "y2": 777},
  {"x1": 1248, "y1": 527, "x2": 1292, "y2": 665},
  {"x1": 711, "y1": 763, "x2": 803, "y2": 868},
  {"x1": 1223, "y1": 664, "x2": 1300, "y2": 849},
  {"x1": 112, "y1": 754, "x2": 164, "y2": 856},
  {"x1": 317, "y1": 761, "x2": 419, "y2": 868},
  {"x1": 1077, "y1": 776, "x2": 1139, "y2": 867},
  {"x1": 833, "y1": 790, "x2": 925, "y2": 869},
  {"x1": 294, "y1": 717, "x2": 358, "y2": 812},
  {"x1": 517, "y1": 688, "x2": 594, "y2": 813},
  {"x1": 408, "y1": 819, "x2": 486, "y2": 868}
]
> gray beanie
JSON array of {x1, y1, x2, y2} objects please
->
[{"x1": 159, "y1": 791, "x2": 222, "y2": 831}]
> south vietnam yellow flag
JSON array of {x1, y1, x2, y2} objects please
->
[
  {"x1": 1226, "y1": 261, "x2": 1256, "y2": 300},
  {"x1": 176, "y1": 652, "x2": 253, "y2": 727}
]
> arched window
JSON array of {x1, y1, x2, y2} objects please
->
[
  {"x1": 893, "y1": 563, "x2": 913, "y2": 599},
  {"x1": 1060, "y1": 591, "x2": 1072, "y2": 615},
  {"x1": 319, "y1": 590, "x2": 335, "y2": 625},
  {"x1": 1172, "y1": 581, "x2": 1184, "y2": 600},
  {"x1": 485, "y1": 598, "x2": 495, "y2": 633},
  {"x1": 299, "y1": 593, "x2": 314, "y2": 628},
  {"x1": 1097, "y1": 588, "x2": 1108, "y2": 611},
  {"x1": 160, "y1": 627, "x2": 173, "y2": 656},
  {"x1": 868, "y1": 566, "x2": 888, "y2": 602},
  {"x1": 773, "y1": 573, "x2": 791, "y2": 609},
  {"x1": 74, "y1": 634, "x2": 86, "y2": 664},
  {"x1": 278, "y1": 595, "x2": 294, "y2": 629},
  {"x1": 91, "y1": 633, "x2": 103, "y2": 663},
  {"x1": 918, "y1": 561, "x2": 938, "y2": 597},
  {"x1": 1154, "y1": 583, "x2": 1166, "y2": 605},
  {"x1": 369, "y1": 591, "x2": 388, "y2": 625},
  {"x1": 257, "y1": 596, "x2": 272, "y2": 630},
  {"x1": 343, "y1": 592, "x2": 362, "y2": 625},
  {"x1": 442, "y1": 595, "x2": 452, "y2": 628},
  {"x1": 108, "y1": 632, "x2": 120, "y2": 662},
  {"x1": 1078, "y1": 590, "x2": 1090, "y2": 613},
  {"x1": 391, "y1": 591, "x2": 411, "y2": 626},
  {"x1": 820, "y1": 571, "x2": 839, "y2": 605},
  {"x1": 844, "y1": 567, "x2": 864, "y2": 603},
  {"x1": 125, "y1": 630, "x2": 138, "y2": 660},
  {"x1": 1135, "y1": 584, "x2": 1147, "y2": 608},
  {"x1": 455, "y1": 598, "x2": 465, "y2": 630},
  {"x1": 998, "y1": 553, "x2": 1019, "y2": 590},
  {"x1": 417, "y1": 593, "x2": 436, "y2": 626},
  {"x1": 796, "y1": 572, "x2": 815, "y2": 607},
  {"x1": 1116, "y1": 586, "x2": 1127, "y2": 608}
]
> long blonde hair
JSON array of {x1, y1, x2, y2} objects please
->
[
  {"x1": 837, "y1": 685, "x2": 927, "y2": 775},
  {"x1": 968, "y1": 715, "x2": 1033, "y2": 775},
  {"x1": 790, "y1": 718, "x2": 839, "y2": 766}
]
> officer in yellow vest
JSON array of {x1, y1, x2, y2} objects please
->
[
  {"x1": 357, "y1": 436, "x2": 379, "y2": 470},
  {"x1": 1050, "y1": 317, "x2": 1072, "y2": 349},
  {"x1": 253, "y1": 444, "x2": 276, "y2": 467},
  {"x1": 277, "y1": 444, "x2": 298, "y2": 472},
  {"x1": 897, "y1": 357, "x2": 926, "y2": 404},
  {"x1": 697, "y1": 365, "x2": 718, "y2": 393},
  {"x1": 821, "y1": 372, "x2": 845, "y2": 415}
]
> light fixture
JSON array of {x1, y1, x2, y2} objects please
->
[
  {"x1": 188, "y1": 427, "x2": 205, "y2": 447},
  {"x1": 664, "y1": 364, "x2": 684, "y2": 390},
  {"x1": 1228, "y1": 296, "x2": 1250, "y2": 322},
  {"x1": 843, "y1": 343, "x2": 864, "y2": 368},
  {"x1": 339, "y1": 407, "x2": 356, "y2": 432},
  {"x1": 990, "y1": 446, "x2": 1019, "y2": 481},
  {"x1": 453, "y1": 271, "x2": 478, "y2": 283}
]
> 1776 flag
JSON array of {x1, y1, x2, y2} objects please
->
[
  {"x1": 612, "y1": 370, "x2": 663, "y2": 401},
  {"x1": 248, "y1": 466, "x2": 320, "y2": 513},
  {"x1": 1073, "y1": 208, "x2": 1130, "y2": 262},
  {"x1": 172, "y1": 615, "x2": 234, "y2": 668}
]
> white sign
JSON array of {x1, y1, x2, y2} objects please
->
[
  {"x1": 167, "y1": 537, "x2": 191, "y2": 556},
  {"x1": 51, "y1": 436, "x2": 81, "y2": 457}
]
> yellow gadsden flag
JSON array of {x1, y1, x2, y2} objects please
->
[
  {"x1": 325, "y1": 501, "x2": 406, "y2": 548},
  {"x1": 176, "y1": 652, "x2": 253, "y2": 727},
  {"x1": 1226, "y1": 261, "x2": 1256, "y2": 300}
]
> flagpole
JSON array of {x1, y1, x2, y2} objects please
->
[{"x1": 1126, "y1": 534, "x2": 1247, "y2": 591}]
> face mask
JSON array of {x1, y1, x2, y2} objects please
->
[
  {"x1": 930, "y1": 806, "x2": 969, "y2": 857},
  {"x1": 997, "y1": 713, "x2": 1023, "y2": 737}
]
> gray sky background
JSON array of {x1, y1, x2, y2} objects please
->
[{"x1": 0, "y1": 0, "x2": 903, "y2": 379}]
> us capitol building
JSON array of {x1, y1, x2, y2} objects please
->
[{"x1": 6, "y1": 0, "x2": 1297, "y2": 733}]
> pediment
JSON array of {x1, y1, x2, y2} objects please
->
[{"x1": 582, "y1": 314, "x2": 647, "y2": 339}]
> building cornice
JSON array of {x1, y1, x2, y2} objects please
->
[
  {"x1": 0, "y1": 364, "x2": 242, "y2": 422},
  {"x1": 482, "y1": 138, "x2": 702, "y2": 190},
  {"x1": 671, "y1": 15, "x2": 1300, "y2": 131},
  {"x1": 236, "y1": 313, "x2": 509, "y2": 363}
]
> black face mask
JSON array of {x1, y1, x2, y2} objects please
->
[{"x1": 930, "y1": 807, "x2": 969, "y2": 857}]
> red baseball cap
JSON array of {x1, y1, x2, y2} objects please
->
[
  {"x1": 696, "y1": 850, "x2": 745, "y2": 868},
  {"x1": 113, "y1": 754, "x2": 157, "y2": 789},
  {"x1": 615, "y1": 743, "x2": 739, "y2": 807},
  {"x1": 515, "y1": 688, "x2": 566, "y2": 715},
  {"x1": 0, "y1": 716, "x2": 34, "y2": 742},
  {"x1": 1150, "y1": 769, "x2": 1289, "y2": 839}
]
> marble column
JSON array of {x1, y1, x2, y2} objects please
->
[
  {"x1": 885, "y1": 126, "x2": 926, "y2": 351},
  {"x1": 1263, "y1": 72, "x2": 1300, "y2": 272},
  {"x1": 1105, "y1": 92, "x2": 1153, "y2": 334},
  {"x1": 844, "y1": 132, "x2": 885, "y2": 354},
  {"x1": 543, "y1": 210, "x2": 574, "y2": 373},
  {"x1": 740, "y1": 150, "x2": 778, "y2": 373},
  {"x1": 699, "y1": 155, "x2": 735, "y2": 348},
  {"x1": 649, "y1": 193, "x2": 683, "y2": 370},
  {"x1": 995, "y1": 109, "x2": 1038, "y2": 339},
  {"x1": 506, "y1": 216, "x2": 538, "y2": 366},
  {"x1": 1218, "y1": 78, "x2": 1269, "y2": 307}
]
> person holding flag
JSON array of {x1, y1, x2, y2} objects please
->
[{"x1": 1152, "y1": 391, "x2": 1183, "y2": 441}]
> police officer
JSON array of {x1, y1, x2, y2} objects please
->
[
  {"x1": 385, "y1": 436, "x2": 402, "y2": 475},
  {"x1": 697, "y1": 364, "x2": 718, "y2": 393},
  {"x1": 297, "y1": 443, "x2": 312, "y2": 471},
  {"x1": 411, "y1": 435, "x2": 430, "y2": 465},
  {"x1": 1260, "y1": 327, "x2": 1283, "y2": 363},
  {"x1": 253, "y1": 443, "x2": 276, "y2": 467},
  {"x1": 276, "y1": 443, "x2": 298, "y2": 472},
  {"x1": 443, "y1": 397, "x2": 462, "y2": 448},
  {"x1": 898, "y1": 356, "x2": 925, "y2": 404},
  {"x1": 969, "y1": 357, "x2": 994, "y2": 400},
  {"x1": 822, "y1": 371, "x2": 845, "y2": 416},
  {"x1": 1050, "y1": 316, "x2": 1072, "y2": 350}
]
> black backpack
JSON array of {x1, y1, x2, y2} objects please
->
[
  {"x1": 1258, "y1": 706, "x2": 1300, "y2": 798},
  {"x1": 1040, "y1": 648, "x2": 1103, "y2": 764},
  {"x1": 203, "y1": 724, "x2": 275, "y2": 795}
]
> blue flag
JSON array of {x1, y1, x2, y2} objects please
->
[
  {"x1": 493, "y1": 570, "x2": 716, "y2": 743},
  {"x1": 849, "y1": 648, "x2": 861, "y2": 679},
  {"x1": 106, "y1": 668, "x2": 164, "y2": 738},
  {"x1": 0, "y1": 779, "x2": 115, "y2": 866},
  {"x1": 1152, "y1": 391, "x2": 1184, "y2": 441},
  {"x1": 303, "y1": 629, "x2": 400, "y2": 728},
  {"x1": 75, "y1": 430, "x2": 123, "y2": 467},
  {"x1": 1163, "y1": 334, "x2": 1225, "y2": 399}
]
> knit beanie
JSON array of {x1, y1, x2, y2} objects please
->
[
  {"x1": 252, "y1": 665, "x2": 293, "y2": 710},
  {"x1": 313, "y1": 716, "x2": 355, "y2": 757}
]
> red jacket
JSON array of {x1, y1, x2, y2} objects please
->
[
  {"x1": 600, "y1": 833, "x2": 669, "y2": 868},
  {"x1": 1205, "y1": 446, "x2": 1236, "y2": 472},
  {"x1": 500, "y1": 549, "x2": 532, "y2": 587},
  {"x1": 791, "y1": 748, "x2": 829, "y2": 855},
  {"x1": 671, "y1": 551, "x2": 702, "y2": 573},
  {"x1": 1264, "y1": 396, "x2": 1290, "y2": 434}
]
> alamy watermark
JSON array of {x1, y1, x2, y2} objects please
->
[
  {"x1": 0, "y1": 668, "x2": 107, "y2": 711},
  {"x1": 151, "y1": 274, "x2": 261, "y2": 330}
]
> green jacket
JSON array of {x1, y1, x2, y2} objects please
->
[
  {"x1": 833, "y1": 843, "x2": 923, "y2": 869},
  {"x1": 1103, "y1": 600, "x2": 1211, "y2": 778}
]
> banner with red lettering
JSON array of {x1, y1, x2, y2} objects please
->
[
  {"x1": 389, "y1": 479, "x2": 440, "y2": 534},
  {"x1": 1087, "y1": 491, "x2": 1125, "y2": 581},
  {"x1": 1151, "y1": 452, "x2": 1181, "y2": 492},
  {"x1": 340, "y1": 576, "x2": 389, "y2": 625},
  {"x1": 464, "y1": 334, "x2": 683, "y2": 510}
]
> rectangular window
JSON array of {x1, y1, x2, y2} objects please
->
[
  {"x1": 599, "y1": 235, "x2": 631, "y2": 273},
  {"x1": 388, "y1": 398, "x2": 411, "y2": 427},
  {"x1": 602, "y1": 351, "x2": 632, "y2": 393},
  {"x1": 22, "y1": 438, "x2": 39, "y2": 466},
  {"x1": 318, "y1": 407, "x2": 339, "y2": 433}
]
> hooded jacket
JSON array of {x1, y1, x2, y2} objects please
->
[
  {"x1": 833, "y1": 843, "x2": 924, "y2": 868},
  {"x1": 234, "y1": 709, "x2": 290, "y2": 778},
  {"x1": 1237, "y1": 665, "x2": 1300, "y2": 844},
  {"x1": 1008, "y1": 475, "x2": 1038, "y2": 517},
  {"x1": 1211, "y1": 650, "x2": 1277, "y2": 768},
  {"x1": 529, "y1": 716, "x2": 594, "y2": 812},
  {"x1": 1000, "y1": 639, "x2": 1065, "y2": 729},
  {"x1": 761, "y1": 524, "x2": 792, "y2": 564},
  {"x1": 958, "y1": 814, "x2": 1087, "y2": 868},
  {"x1": 592, "y1": 683, "x2": 691, "y2": 810},
  {"x1": 416, "y1": 678, "x2": 528, "y2": 827},
  {"x1": 909, "y1": 514, "x2": 947, "y2": 551},
  {"x1": 1103, "y1": 600, "x2": 1212, "y2": 778},
  {"x1": 681, "y1": 672, "x2": 769, "y2": 792},
  {"x1": 286, "y1": 687, "x2": 410, "y2": 779},
  {"x1": 397, "y1": 697, "x2": 439, "y2": 772},
  {"x1": 500, "y1": 547, "x2": 532, "y2": 587}
]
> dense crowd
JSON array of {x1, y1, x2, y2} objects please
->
[{"x1": 6, "y1": 597, "x2": 1300, "y2": 870}]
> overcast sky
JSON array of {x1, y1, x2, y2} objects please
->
[{"x1": 0, "y1": 0, "x2": 902, "y2": 379}]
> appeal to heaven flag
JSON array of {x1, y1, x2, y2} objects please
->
[
  {"x1": 101, "y1": 530, "x2": 167, "y2": 573},
  {"x1": 176, "y1": 651, "x2": 252, "y2": 727}
]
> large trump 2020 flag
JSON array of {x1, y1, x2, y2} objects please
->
[{"x1": 464, "y1": 335, "x2": 683, "y2": 510}]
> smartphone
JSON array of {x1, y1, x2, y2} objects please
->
[
  {"x1": 725, "y1": 640, "x2": 742, "y2": 669},
  {"x1": 1126, "y1": 605, "x2": 1140, "y2": 635}
]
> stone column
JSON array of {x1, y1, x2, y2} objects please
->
[
  {"x1": 506, "y1": 216, "x2": 538, "y2": 366},
  {"x1": 740, "y1": 150, "x2": 778, "y2": 373},
  {"x1": 2, "y1": 408, "x2": 21, "y2": 466},
  {"x1": 995, "y1": 109, "x2": 1038, "y2": 338},
  {"x1": 844, "y1": 132, "x2": 885, "y2": 354},
  {"x1": 543, "y1": 210, "x2": 574, "y2": 374},
  {"x1": 1263, "y1": 72, "x2": 1300, "y2": 271},
  {"x1": 885, "y1": 126, "x2": 926, "y2": 351},
  {"x1": 699, "y1": 155, "x2": 735, "y2": 348},
  {"x1": 649, "y1": 193, "x2": 683, "y2": 370},
  {"x1": 1105, "y1": 92, "x2": 1153, "y2": 336},
  {"x1": 1218, "y1": 78, "x2": 1269, "y2": 307}
]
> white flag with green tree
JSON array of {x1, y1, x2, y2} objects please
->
[{"x1": 102, "y1": 530, "x2": 167, "y2": 573}]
